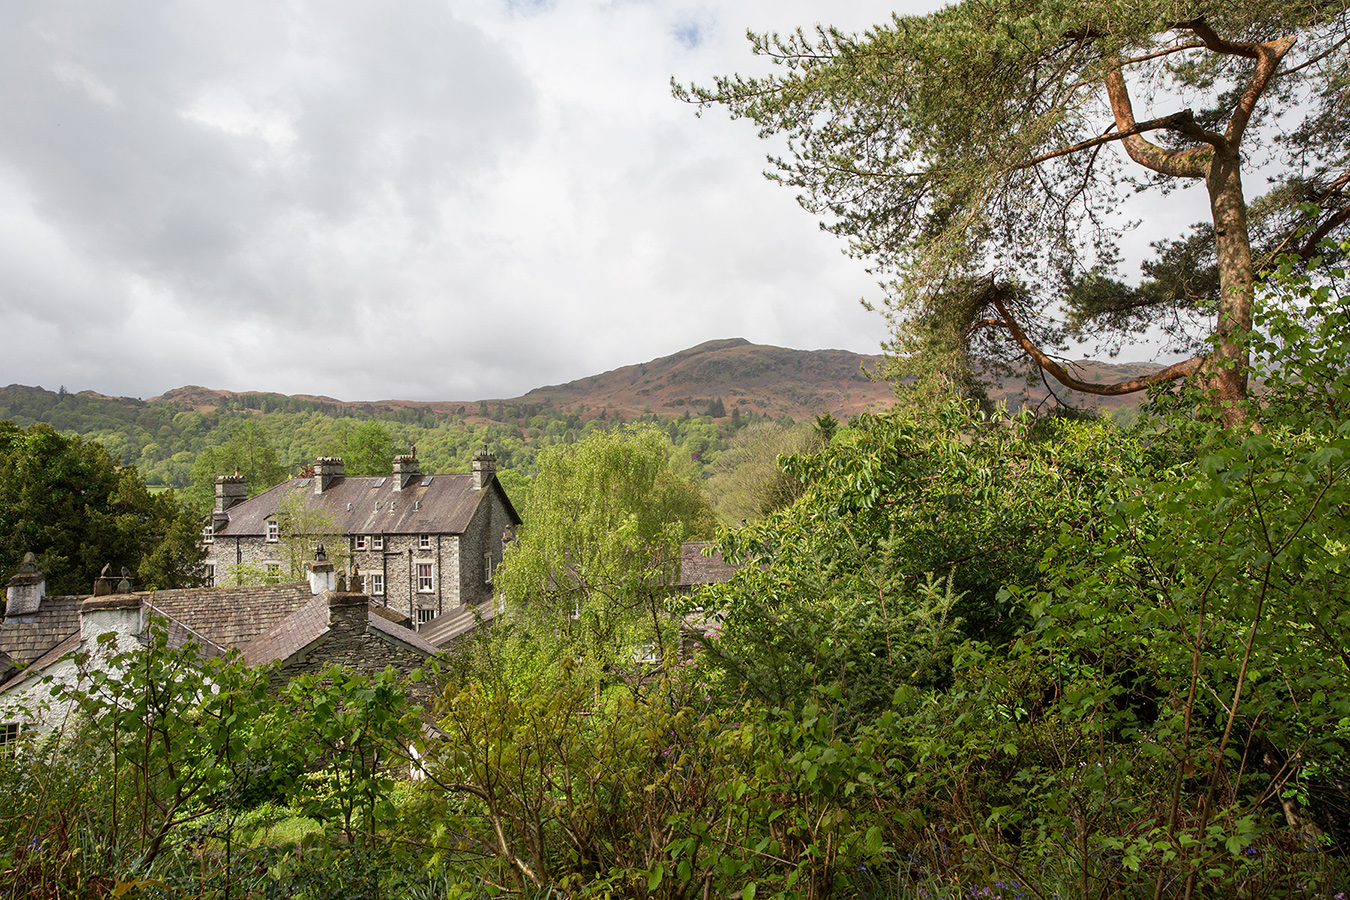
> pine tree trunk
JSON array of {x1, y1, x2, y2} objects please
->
[{"x1": 1203, "y1": 143, "x2": 1255, "y2": 426}]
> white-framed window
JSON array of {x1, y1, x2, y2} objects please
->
[
  {"x1": 485, "y1": 552, "x2": 494, "y2": 584},
  {"x1": 417, "y1": 563, "x2": 434, "y2": 593},
  {"x1": 202, "y1": 522, "x2": 214, "y2": 544},
  {"x1": 370, "y1": 573, "x2": 384, "y2": 595},
  {"x1": 265, "y1": 519, "x2": 279, "y2": 543},
  {"x1": 354, "y1": 535, "x2": 368, "y2": 551},
  {"x1": 205, "y1": 564, "x2": 215, "y2": 587},
  {"x1": 416, "y1": 607, "x2": 437, "y2": 625},
  {"x1": 0, "y1": 723, "x2": 19, "y2": 756},
  {"x1": 372, "y1": 535, "x2": 384, "y2": 551},
  {"x1": 419, "y1": 534, "x2": 432, "y2": 550},
  {"x1": 265, "y1": 563, "x2": 281, "y2": 583}
]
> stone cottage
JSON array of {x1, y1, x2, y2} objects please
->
[
  {"x1": 0, "y1": 556, "x2": 439, "y2": 742},
  {"x1": 204, "y1": 450, "x2": 520, "y2": 631}
]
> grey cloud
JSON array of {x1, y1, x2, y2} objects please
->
[
  {"x1": 0, "y1": 0, "x2": 535, "y2": 324},
  {"x1": 0, "y1": 0, "x2": 934, "y2": 403}
]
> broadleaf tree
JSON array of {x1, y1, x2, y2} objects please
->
[
  {"x1": 679, "y1": 0, "x2": 1350, "y2": 422},
  {"x1": 185, "y1": 419, "x2": 288, "y2": 512},
  {"x1": 0, "y1": 422, "x2": 205, "y2": 594},
  {"x1": 490, "y1": 427, "x2": 715, "y2": 693}
]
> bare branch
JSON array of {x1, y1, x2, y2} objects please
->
[
  {"x1": 1011, "y1": 111, "x2": 1199, "y2": 171},
  {"x1": 977, "y1": 282, "x2": 1205, "y2": 395},
  {"x1": 1104, "y1": 60, "x2": 1216, "y2": 177}
]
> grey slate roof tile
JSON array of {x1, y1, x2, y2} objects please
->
[
  {"x1": 678, "y1": 542, "x2": 739, "y2": 587},
  {"x1": 1, "y1": 633, "x2": 81, "y2": 690},
  {"x1": 242, "y1": 594, "x2": 437, "y2": 667},
  {"x1": 0, "y1": 598, "x2": 81, "y2": 665},
  {"x1": 141, "y1": 583, "x2": 315, "y2": 649},
  {"x1": 418, "y1": 600, "x2": 498, "y2": 647},
  {"x1": 214, "y1": 475, "x2": 519, "y2": 538},
  {"x1": 242, "y1": 595, "x2": 330, "y2": 668},
  {"x1": 368, "y1": 612, "x2": 438, "y2": 656}
]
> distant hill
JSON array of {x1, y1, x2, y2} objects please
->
[
  {"x1": 0, "y1": 340, "x2": 1171, "y2": 426},
  {"x1": 128, "y1": 339, "x2": 1161, "y2": 421},
  {"x1": 0, "y1": 340, "x2": 1165, "y2": 489},
  {"x1": 521, "y1": 338, "x2": 894, "y2": 420}
]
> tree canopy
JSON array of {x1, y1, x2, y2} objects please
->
[
  {"x1": 490, "y1": 427, "x2": 715, "y2": 690},
  {"x1": 681, "y1": 0, "x2": 1350, "y2": 421},
  {"x1": 184, "y1": 419, "x2": 288, "y2": 511},
  {"x1": 0, "y1": 422, "x2": 205, "y2": 594}
]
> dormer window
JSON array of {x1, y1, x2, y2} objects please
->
[{"x1": 265, "y1": 520, "x2": 279, "y2": 543}]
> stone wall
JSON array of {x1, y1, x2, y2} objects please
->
[
  {"x1": 272, "y1": 593, "x2": 435, "y2": 704},
  {"x1": 204, "y1": 534, "x2": 292, "y2": 586},
  {"x1": 344, "y1": 533, "x2": 459, "y2": 624},
  {"x1": 457, "y1": 487, "x2": 515, "y2": 608}
]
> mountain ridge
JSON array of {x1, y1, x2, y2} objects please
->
[{"x1": 7, "y1": 338, "x2": 1163, "y2": 423}]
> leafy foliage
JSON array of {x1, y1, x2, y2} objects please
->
[
  {"x1": 489, "y1": 427, "x2": 715, "y2": 693},
  {"x1": 681, "y1": 0, "x2": 1350, "y2": 412},
  {"x1": 0, "y1": 421, "x2": 204, "y2": 593}
]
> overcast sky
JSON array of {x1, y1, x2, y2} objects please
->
[{"x1": 0, "y1": 0, "x2": 1209, "y2": 403}]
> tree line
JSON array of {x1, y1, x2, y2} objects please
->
[{"x1": 0, "y1": 386, "x2": 785, "y2": 501}]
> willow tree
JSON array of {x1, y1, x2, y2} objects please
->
[
  {"x1": 680, "y1": 1, "x2": 1349, "y2": 422},
  {"x1": 492, "y1": 427, "x2": 715, "y2": 690}
]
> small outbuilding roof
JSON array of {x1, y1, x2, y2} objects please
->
[{"x1": 678, "y1": 542, "x2": 740, "y2": 588}]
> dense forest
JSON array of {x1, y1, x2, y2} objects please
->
[{"x1": 0, "y1": 383, "x2": 777, "y2": 500}]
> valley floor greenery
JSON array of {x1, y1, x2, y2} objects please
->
[{"x1": 4, "y1": 244, "x2": 1350, "y2": 898}]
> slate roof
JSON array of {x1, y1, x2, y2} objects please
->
[
  {"x1": 418, "y1": 600, "x2": 499, "y2": 647},
  {"x1": 0, "y1": 632, "x2": 81, "y2": 690},
  {"x1": 242, "y1": 594, "x2": 438, "y2": 668},
  {"x1": 368, "y1": 613, "x2": 438, "y2": 655},
  {"x1": 213, "y1": 474, "x2": 520, "y2": 538},
  {"x1": 142, "y1": 583, "x2": 315, "y2": 650},
  {"x1": 242, "y1": 595, "x2": 330, "y2": 668},
  {"x1": 678, "y1": 542, "x2": 740, "y2": 588},
  {"x1": 0, "y1": 584, "x2": 318, "y2": 691},
  {"x1": 0, "y1": 598, "x2": 81, "y2": 665}
]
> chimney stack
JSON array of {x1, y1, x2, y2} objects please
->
[
  {"x1": 314, "y1": 457, "x2": 345, "y2": 493},
  {"x1": 4, "y1": 552, "x2": 45, "y2": 621},
  {"x1": 214, "y1": 474, "x2": 248, "y2": 515},
  {"x1": 471, "y1": 450, "x2": 496, "y2": 491},
  {"x1": 80, "y1": 595, "x2": 143, "y2": 660},
  {"x1": 307, "y1": 544, "x2": 336, "y2": 595},
  {"x1": 393, "y1": 453, "x2": 419, "y2": 491}
]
